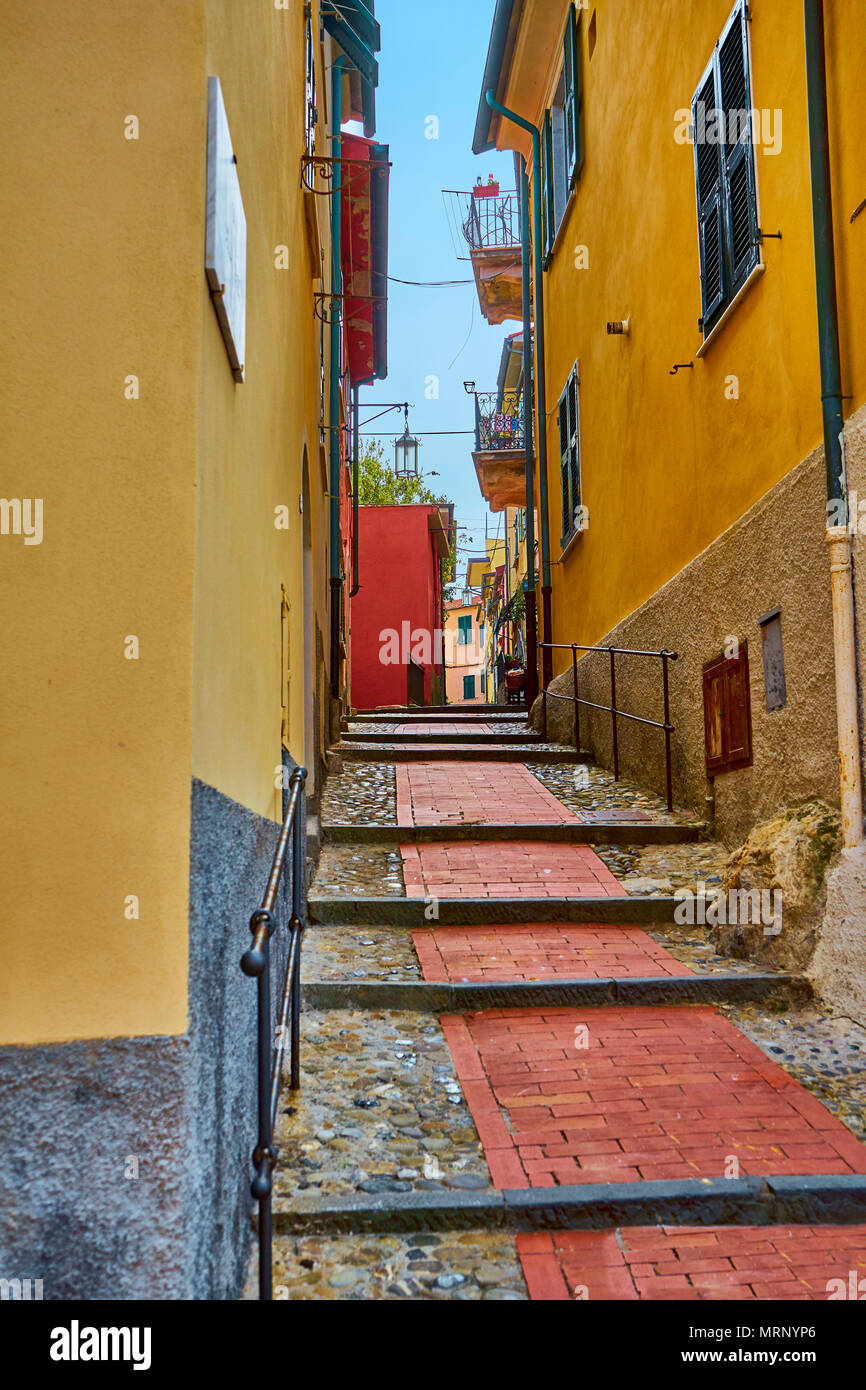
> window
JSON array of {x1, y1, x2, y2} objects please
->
[
  {"x1": 542, "y1": 4, "x2": 582, "y2": 263},
  {"x1": 558, "y1": 364, "x2": 582, "y2": 546},
  {"x1": 759, "y1": 609, "x2": 787, "y2": 712},
  {"x1": 703, "y1": 643, "x2": 753, "y2": 774},
  {"x1": 457, "y1": 614, "x2": 472, "y2": 646},
  {"x1": 463, "y1": 675, "x2": 476, "y2": 700},
  {"x1": 305, "y1": 12, "x2": 318, "y2": 161},
  {"x1": 691, "y1": 2, "x2": 760, "y2": 335}
]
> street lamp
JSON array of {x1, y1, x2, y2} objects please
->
[
  {"x1": 463, "y1": 381, "x2": 476, "y2": 395},
  {"x1": 394, "y1": 406, "x2": 420, "y2": 478}
]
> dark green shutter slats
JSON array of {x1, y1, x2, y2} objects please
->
[
  {"x1": 719, "y1": 6, "x2": 758, "y2": 285},
  {"x1": 693, "y1": 67, "x2": 726, "y2": 323},
  {"x1": 558, "y1": 367, "x2": 581, "y2": 542},
  {"x1": 564, "y1": 3, "x2": 580, "y2": 185},
  {"x1": 692, "y1": 0, "x2": 759, "y2": 331},
  {"x1": 542, "y1": 110, "x2": 555, "y2": 263}
]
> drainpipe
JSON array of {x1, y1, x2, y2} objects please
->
[
  {"x1": 349, "y1": 383, "x2": 360, "y2": 597},
  {"x1": 486, "y1": 92, "x2": 553, "y2": 689},
  {"x1": 518, "y1": 154, "x2": 539, "y2": 708},
  {"x1": 329, "y1": 56, "x2": 348, "y2": 701},
  {"x1": 804, "y1": 0, "x2": 864, "y2": 847}
]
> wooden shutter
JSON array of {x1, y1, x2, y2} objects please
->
[
  {"x1": 718, "y1": 4, "x2": 759, "y2": 286},
  {"x1": 567, "y1": 368, "x2": 580, "y2": 521},
  {"x1": 564, "y1": 3, "x2": 580, "y2": 186},
  {"x1": 703, "y1": 643, "x2": 753, "y2": 774},
  {"x1": 692, "y1": 65, "x2": 726, "y2": 324},
  {"x1": 542, "y1": 110, "x2": 555, "y2": 262}
]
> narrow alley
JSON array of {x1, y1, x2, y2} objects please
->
[{"x1": 260, "y1": 709, "x2": 866, "y2": 1301}]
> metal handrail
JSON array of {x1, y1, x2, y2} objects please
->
[
  {"x1": 240, "y1": 764, "x2": 308, "y2": 1302},
  {"x1": 538, "y1": 642, "x2": 679, "y2": 811}
]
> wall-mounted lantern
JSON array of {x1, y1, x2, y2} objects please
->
[{"x1": 394, "y1": 406, "x2": 420, "y2": 478}]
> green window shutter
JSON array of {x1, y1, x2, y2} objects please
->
[
  {"x1": 558, "y1": 383, "x2": 571, "y2": 540},
  {"x1": 564, "y1": 3, "x2": 580, "y2": 186},
  {"x1": 567, "y1": 368, "x2": 580, "y2": 525},
  {"x1": 692, "y1": 64, "x2": 726, "y2": 325},
  {"x1": 718, "y1": 3, "x2": 759, "y2": 288},
  {"x1": 542, "y1": 110, "x2": 555, "y2": 263},
  {"x1": 463, "y1": 674, "x2": 476, "y2": 700},
  {"x1": 458, "y1": 615, "x2": 471, "y2": 645}
]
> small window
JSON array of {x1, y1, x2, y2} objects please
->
[
  {"x1": 558, "y1": 364, "x2": 582, "y2": 546},
  {"x1": 691, "y1": 1, "x2": 760, "y2": 335},
  {"x1": 463, "y1": 674, "x2": 476, "y2": 700},
  {"x1": 457, "y1": 615, "x2": 472, "y2": 646},
  {"x1": 703, "y1": 643, "x2": 753, "y2": 774},
  {"x1": 759, "y1": 609, "x2": 787, "y2": 712},
  {"x1": 542, "y1": 4, "x2": 582, "y2": 262}
]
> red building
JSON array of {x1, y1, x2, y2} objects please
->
[{"x1": 351, "y1": 504, "x2": 453, "y2": 709}]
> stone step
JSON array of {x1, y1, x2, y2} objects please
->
[
  {"x1": 308, "y1": 896, "x2": 682, "y2": 926},
  {"x1": 272, "y1": 1174, "x2": 866, "y2": 1237},
  {"x1": 340, "y1": 731, "x2": 544, "y2": 745},
  {"x1": 321, "y1": 821, "x2": 706, "y2": 846},
  {"x1": 301, "y1": 972, "x2": 808, "y2": 1012},
  {"x1": 354, "y1": 706, "x2": 523, "y2": 718},
  {"x1": 335, "y1": 745, "x2": 586, "y2": 763}
]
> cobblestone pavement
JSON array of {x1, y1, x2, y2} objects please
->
[
  {"x1": 311, "y1": 844, "x2": 405, "y2": 898},
  {"x1": 527, "y1": 762, "x2": 702, "y2": 826},
  {"x1": 273, "y1": 1010, "x2": 493, "y2": 1201},
  {"x1": 320, "y1": 763, "x2": 397, "y2": 826},
  {"x1": 345, "y1": 720, "x2": 529, "y2": 735},
  {"x1": 246, "y1": 1232, "x2": 529, "y2": 1300},
  {"x1": 594, "y1": 841, "x2": 732, "y2": 894},
  {"x1": 303, "y1": 927, "x2": 422, "y2": 981}
]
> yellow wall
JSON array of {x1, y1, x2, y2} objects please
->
[
  {"x1": 0, "y1": 2, "x2": 332, "y2": 1045},
  {"x1": 497, "y1": 0, "x2": 866, "y2": 672},
  {"x1": 191, "y1": 1, "x2": 329, "y2": 821}
]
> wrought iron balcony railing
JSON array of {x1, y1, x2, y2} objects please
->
[
  {"x1": 474, "y1": 390, "x2": 525, "y2": 452},
  {"x1": 444, "y1": 188, "x2": 521, "y2": 255}
]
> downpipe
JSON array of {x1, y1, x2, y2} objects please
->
[
  {"x1": 329, "y1": 57, "x2": 348, "y2": 702},
  {"x1": 804, "y1": 0, "x2": 864, "y2": 846}
]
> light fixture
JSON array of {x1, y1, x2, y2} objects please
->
[
  {"x1": 463, "y1": 381, "x2": 476, "y2": 394},
  {"x1": 394, "y1": 405, "x2": 420, "y2": 478}
]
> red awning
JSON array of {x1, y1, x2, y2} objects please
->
[{"x1": 341, "y1": 134, "x2": 389, "y2": 386}]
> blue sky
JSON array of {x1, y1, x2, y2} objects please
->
[{"x1": 360, "y1": 0, "x2": 516, "y2": 566}]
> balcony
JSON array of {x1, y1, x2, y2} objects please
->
[
  {"x1": 445, "y1": 184, "x2": 523, "y2": 325},
  {"x1": 472, "y1": 390, "x2": 527, "y2": 512}
]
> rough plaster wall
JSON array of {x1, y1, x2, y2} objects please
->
[{"x1": 536, "y1": 406, "x2": 866, "y2": 846}]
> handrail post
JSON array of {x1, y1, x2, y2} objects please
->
[
  {"x1": 609, "y1": 647, "x2": 620, "y2": 783},
  {"x1": 662, "y1": 653, "x2": 674, "y2": 813},
  {"x1": 571, "y1": 645, "x2": 580, "y2": 752}
]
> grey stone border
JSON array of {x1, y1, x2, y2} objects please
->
[
  {"x1": 273, "y1": 1175, "x2": 866, "y2": 1235},
  {"x1": 337, "y1": 747, "x2": 587, "y2": 764},
  {"x1": 309, "y1": 896, "x2": 682, "y2": 926},
  {"x1": 351, "y1": 708, "x2": 527, "y2": 720},
  {"x1": 322, "y1": 822, "x2": 706, "y2": 846},
  {"x1": 341, "y1": 732, "x2": 545, "y2": 745},
  {"x1": 301, "y1": 973, "x2": 809, "y2": 1013}
]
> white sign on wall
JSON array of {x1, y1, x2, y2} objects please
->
[{"x1": 205, "y1": 76, "x2": 247, "y2": 382}]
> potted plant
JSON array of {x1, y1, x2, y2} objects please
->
[{"x1": 504, "y1": 656, "x2": 527, "y2": 703}]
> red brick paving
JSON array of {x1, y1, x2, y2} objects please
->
[
  {"x1": 516, "y1": 1227, "x2": 866, "y2": 1301},
  {"x1": 438, "y1": 1007, "x2": 866, "y2": 1188},
  {"x1": 394, "y1": 723, "x2": 494, "y2": 735},
  {"x1": 412, "y1": 924, "x2": 692, "y2": 982},
  {"x1": 395, "y1": 761, "x2": 580, "y2": 827},
  {"x1": 401, "y1": 840, "x2": 626, "y2": 899}
]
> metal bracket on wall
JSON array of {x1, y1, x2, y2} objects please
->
[
  {"x1": 301, "y1": 154, "x2": 392, "y2": 197},
  {"x1": 751, "y1": 228, "x2": 782, "y2": 247},
  {"x1": 313, "y1": 291, "x2": 387, "y2": 325},
  {"x1": 669, "y1": 362, "x2": 694, "y2": 376}
]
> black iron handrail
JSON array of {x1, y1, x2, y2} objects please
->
[
  {"x1": 240, "y1": 764, "x2": 308, "y2": 1301},
  {"x1": 538, "y1": 643, "x2": 679, "y2": 811}
]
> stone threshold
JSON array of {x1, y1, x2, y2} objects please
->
[
  {"x1": 302, "y1": 973, "x2": 808, "y2": 1012},
  {"x1": 273, "y1": 1174, "x2": 866, "y2": 1236},
  {"x1": 340, "y1": 732, "x2": 544, "y2": 745},
  {"x1": 322, "y1": 822, "x2": 707, "y2": 846},
  {"x1": 353, "y1": 707, "x2": 526, "y2": 719},
  {"x1": 308, "y1": 896, "x2": 683, "y2": 926},
  {"x1": 336, "y1": 747, "x2": 586, "y2": 764}
]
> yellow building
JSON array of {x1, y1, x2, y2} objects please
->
[
  {"x1": 0, "y1": 0, "x2": 384, "y2": 1299},
  {"x1": 473, "y1": 0, "x2": 866, "y2": 848}
]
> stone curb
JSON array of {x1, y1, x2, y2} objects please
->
[
  {"x1": 336, "y1": 746, "x2": 587, "y2": 764},
  {"x1": 340, "y1": 732, "x2": 545, "y2": 745},
  {"x1": 272, "y1": 1175, "x2": 866, "y2": 1235},
  {"x1": 308, "y1": 896, "x2": 683, "y2": 926},
  {"x1": 322, "y1": 822, "x2": 706, "y2": 846},
  {"x1": 301, "y1": 973, "x2": 809, "y2": 1013}
]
